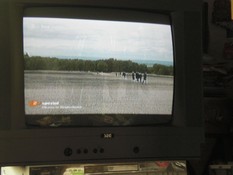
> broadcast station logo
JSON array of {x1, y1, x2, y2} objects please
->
[
  {"x1": 28, "y1": 100, "x2": 60, "y2": 107},
  {"x1": 28, "y1": 100, "x2": 42, "y2": 107},
  {"x1": 28, "y1": 100, "x2": 81, "y2": 109}
]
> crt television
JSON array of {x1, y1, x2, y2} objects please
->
[{"x1": 0, "y1": 0, "x2": 203, "y2": 166}]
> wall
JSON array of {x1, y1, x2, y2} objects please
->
[{"x1": 204, "y1": 0, "x2": 228, "y2": 61}]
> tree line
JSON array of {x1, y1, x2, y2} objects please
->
[{"x1": 24, "y1": 54, "x2": 173, "y2": 75}]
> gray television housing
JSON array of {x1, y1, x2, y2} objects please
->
[{"x1": 0, "y1": 0, "x2": 204, "y2": 166}]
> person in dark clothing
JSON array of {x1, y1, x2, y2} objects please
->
[
  {"x1": 132, "y1": 72, "x2": 135, "y2": 81},
  {"x1": 136, "y1": 72, "x2": 139, "y2": 82},
  {"x1": 122, "y1": 72, "x2": 126, "y2": 78},
  {"x1": 143, "y1": 72, "x2": 147, "y2": 84},
  {"x1": 139, "y1": 73, "x2": 142, "y2": 83}
]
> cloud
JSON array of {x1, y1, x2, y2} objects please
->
[{"x1": 24, "y1": 17, "x2": 173, "y2": 61}]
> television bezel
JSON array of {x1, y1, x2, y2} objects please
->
[{"x1": 0, "y1": 0, "x2": 204, "y2": 166}]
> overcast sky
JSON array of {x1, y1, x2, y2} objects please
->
[{"x1": 23, "y1": 17, "x2": 173, "y2": 62}]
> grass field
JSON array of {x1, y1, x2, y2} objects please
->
[{"x1": 24, "y1": 71, "x2": 173, "y2": 115}]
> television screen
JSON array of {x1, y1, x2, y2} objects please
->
[{"x1": 23, "y1": 17, "x2": 174, "y2": 127}]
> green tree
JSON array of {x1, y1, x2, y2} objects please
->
[
  {"x1": 85, "y1": 60, "x2": 96, "y2": 71},
  {"x1": 97, "y1": 60, "x2": 108, "y2": 72}
]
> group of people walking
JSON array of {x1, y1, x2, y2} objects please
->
[
  {"x1": 117, "y1": 71, "x2": 147, "y2": 84},
  {"x1": 132, "y1": 72, "x2": 147, "y2": 84}
]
